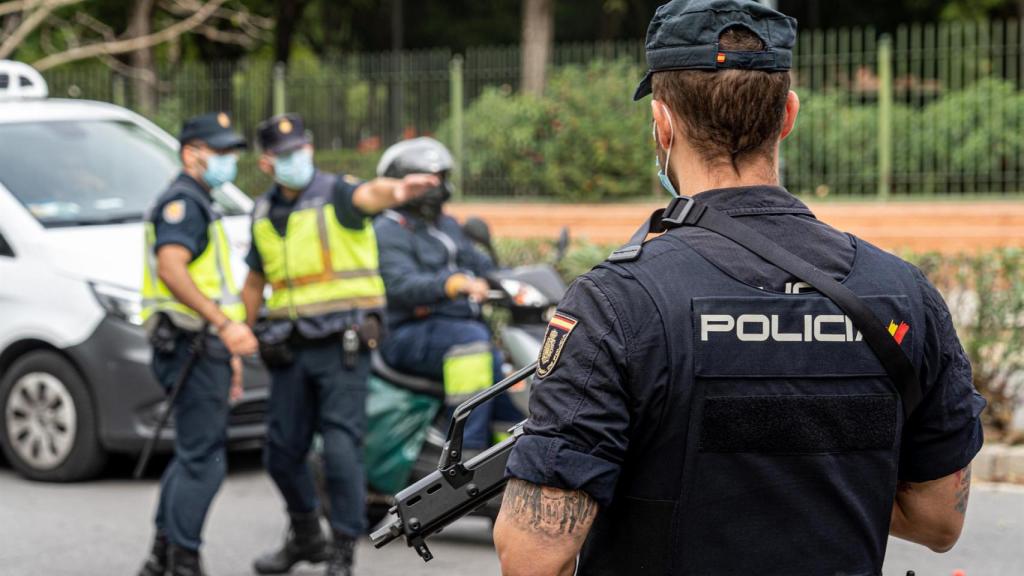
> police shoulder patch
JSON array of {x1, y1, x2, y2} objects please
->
[
  {"x1": 536, "y1": 312, "x2": 578, "y2": 378},
  {"x1": 162, "y1": 199, "x2": 186, "y2": 224}
]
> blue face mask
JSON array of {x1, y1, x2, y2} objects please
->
[
  {"x1": 274, "y1": 148, "x2": 315, "y2": 190},
  {"x1": 653, "y1": 106, "x2": 679, "y2": 197},
  {"x1": 656, "y1": 157, "x2": 678, "y2": 197},
  {"x1": 202, "y1": 153, "x2": 238, "y2": 189}
]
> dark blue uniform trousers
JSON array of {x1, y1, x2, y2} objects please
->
[
  {"x1": 151, "y1": 334, "x2": 231, "y2": 552},
  {"x1": 264, "y1": 341, "x2": 368, "y2": 538},
  {"x1": 380, "y1": 317, "x2": 520, "y2": 449}
]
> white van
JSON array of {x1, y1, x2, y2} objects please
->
[{"x1": 0, "y1": 61, "x2": 268, "y2": 481}]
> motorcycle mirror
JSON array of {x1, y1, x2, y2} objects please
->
[
  {"x1": 463, "y1": 216, "x2": 499, "y2": 266},
  {"x1": 555, "y1": 227, "x2": 570, "y2": 263},
  {"x1": 463, "y1": 216, "x2": 492, "y2": 246}
]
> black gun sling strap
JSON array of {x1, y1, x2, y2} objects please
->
[{"x1": 609, "y1": 195, "x2": 924, "y2": 418}]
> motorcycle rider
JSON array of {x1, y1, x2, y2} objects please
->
[{"x1": 373, "y1": 137, "x2": 520, "y2": 450}]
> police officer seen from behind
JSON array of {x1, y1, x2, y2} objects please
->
[
  {"x1": 242, "y1": 114, "x2": 437, "y2": 576},
  {"x1": 373, "y1": 137, "x2": 521, "y2": 451},
  {"x1": 137, "y1": 112, "x2": 258, "y2": 576},
  {"x1": 494, "y1": 2, "x2": 986, "y2": 575}
]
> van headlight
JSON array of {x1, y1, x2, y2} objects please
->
[{"x1": 89, "y1": 281, "x2": 143, "y2": 326}]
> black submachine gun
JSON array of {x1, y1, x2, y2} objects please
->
[{"x1": 369, "y1": 362, "x2": 536, "y2": 562}]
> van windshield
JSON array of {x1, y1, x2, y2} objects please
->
[{"x1": 0, "y1": 119, "x2": 180, "y2": 228}]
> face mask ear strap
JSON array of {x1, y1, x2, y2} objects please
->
[{"x1": 655, "y1": 104, "x2": 675, "y2": 180}]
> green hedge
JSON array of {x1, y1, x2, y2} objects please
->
[
  {"x1": 788, "y1": 78, "x2": 1024, "y2": 195},
  {"x1": 441, "y1": 59, "x2": 654, "y2": 201},
  {"x1": 448, "y1": 65, "x2": 1024, "y2": 199},
  {"x1": 497, "y1": 237, "x2": 1023, "y2": 435}
]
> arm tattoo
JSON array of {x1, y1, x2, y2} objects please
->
[
  {"x1": 501, "y1": 479, "x2": 598, "y2": 538},
  {"x1": 954, "y1": 465, "x2": 971, "y2": 515}
]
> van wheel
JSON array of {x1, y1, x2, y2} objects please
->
[{"x1": 0, "y1": 351, "x2": 106, "y2": 481}]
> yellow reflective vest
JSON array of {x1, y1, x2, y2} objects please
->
[
  {"x1": 251, "y1": 172, "x2": 386, "y2": 320},
  {"x1": 141, "y1": 184, "x2": 245, "y2": 332}
]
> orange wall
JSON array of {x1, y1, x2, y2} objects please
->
[{"x1": 447, "y1": 201, "x2": 1024, "y2": 254}]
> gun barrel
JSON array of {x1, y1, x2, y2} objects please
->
[{"x1": 370, "y1": 518, "x2": 403, "y2": 548}]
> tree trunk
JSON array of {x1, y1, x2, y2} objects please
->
[
  {"x1": 128, "y1": 0, "x2": 157, "y2": 116},
  {"x1": 266, "y1": 0, "x2": 310, "y2": 118},
  {"x1": 274, "y1": 0, "x2": 310, "y2": 66},
  {"x1": 520, "y1": 0, "x2": 553, "y2": 96},
  {"x1": 1019, "y1": 0, "x2": 1024, "y2": 89},
  {"x1": 388, "y1": 0, "x2": 404, "y2": 143}
]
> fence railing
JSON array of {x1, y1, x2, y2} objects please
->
[{"x1": 40, "y1": 19, "x2": 1024, "y2": 199}]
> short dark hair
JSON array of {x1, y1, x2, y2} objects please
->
[{"x1": 651, "y1": 26, "x2": 791, "y2": 171}]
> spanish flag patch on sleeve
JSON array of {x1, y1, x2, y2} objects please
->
[{"x1": 537, "y1": 312, "x2": 578, "y2": 378}]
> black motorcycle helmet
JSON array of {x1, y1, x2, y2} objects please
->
[{"x1": 376, "y1": 137, "x2": 455, "y2": 221}]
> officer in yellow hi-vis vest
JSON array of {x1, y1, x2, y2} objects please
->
[
  {"x1": 136, "y1": 112, "x2": 258, "y2": 576},
  {"x1": 242, "y1": 114, "x2": 438, "y2": 576}
]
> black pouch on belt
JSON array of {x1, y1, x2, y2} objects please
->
[
  {"x1": 357, "y1": 315, "x2": 382, "y2": 350},
  {"x1": 258, "y1": 339, "x2": 295, "y2": 369},
  {"x1": 148, "y1": 314, "x2": 181, "y2": 355}
]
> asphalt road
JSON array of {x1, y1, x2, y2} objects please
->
[{"x1": 0, "y1": 453, "x2": 1021, "y2": 576}]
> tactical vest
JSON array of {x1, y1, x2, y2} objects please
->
[
  {"x1": 141, "y1": 185, "x2": 245, "y2": 333},
  {"x1": 251, "y1": 172, "x2": 386, "y2": 321},
  {"x1": 577, "y1": 227, "x2": 927, "y2": 576}
]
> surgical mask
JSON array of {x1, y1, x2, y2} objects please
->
[
  {"x1": 653, "y1": 104, "x2": 678, "y2": 197},
  {"x1": 202, "y1": 153, "x2": 237, "y2": 189},
  {"x1": 274, "y1": 148, "x2": 315, "y2": 190}
]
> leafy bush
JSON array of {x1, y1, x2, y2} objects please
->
[
  {"x1": 442, "y1": 59, "x2": 654, "y2": 200},
  {"x1": 452, "y1": 68, "x2": 1024, "y2": 199},
  {"x1": 911, "y1": 249, "x2": 1024, "y2": 435},
  {"x1": 784, "y1": 78, "x2": 1024, "y2": 195}
]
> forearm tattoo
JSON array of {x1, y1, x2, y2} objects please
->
[
  {"x1": 501, "y1": 478, "x2": 598, "y2": 538},
  {"x1": 954, "y1": 465, "x2": 971, "y2": 515}
]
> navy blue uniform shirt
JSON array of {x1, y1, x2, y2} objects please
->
[
  {"x1": 507, "y1": 186, "x2": 986, "y2": 506},
  {"x1": 373, "y1": 209, "x2": 496, "y2": 328},
  {"x1": 152, "y1": 172, "x2": 212, "y2": 260},
  {"x1": 245, "y1": 171, "x2": 366, "y2": 273}
]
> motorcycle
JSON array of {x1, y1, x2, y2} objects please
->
[{"x1": 313, "y1": 217, "x2": 570, "y2": 530}]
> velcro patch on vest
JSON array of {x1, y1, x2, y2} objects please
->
[
  {"x1": 699, "y1": 394, "x2": 897, "y2": 453},
  {"x1": 536, "y1": 312, "x2": 578, "y2": 378},
  {"x1": 692, "y1": 295, "x2": 913, "y2": 378}
]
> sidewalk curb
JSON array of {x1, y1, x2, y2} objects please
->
[{"x1": 972, "y1": 444, "x2": 1024, "y2": 484}]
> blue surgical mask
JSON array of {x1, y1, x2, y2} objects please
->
[
  {"x1": 657, "y1": 158, "x2": 678, "y2": 197},
  {"x1": 653, "y1": 105, "x2": 678, "y2": 197},
  {"x1": 274, "y1": 149, "x2": 315, "y2": 190},
  {"x1": 202, "y1": 153, "x2": 237, "y2": 189}
]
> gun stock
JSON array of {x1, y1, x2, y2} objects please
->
[{"x1": 370, "y1": 363, "x2": 537, "y2": 562}]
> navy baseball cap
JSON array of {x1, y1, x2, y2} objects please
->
[
  {"x1": 633, "y1": 0, "x2": 797, "y2": 101},
  {"x1": 178, "y1": 112, "x2": 246, "y2": 149},
  {"x1": 257, "y1": 113, "x2": 312, "y2": 155}
]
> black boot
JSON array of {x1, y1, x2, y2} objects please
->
[
  {"x1": 167, "y1": 544, "x2": 206, "y2": 576},
  {"x1": 253, "y1": 512, "x2": 329, "y2": 574},
  {"x1": 137, "y1": 532, "x2": 168, "y2": 576},
  {"x1": 324, "y1": 533, "x2": 355, "y2": 576}
]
